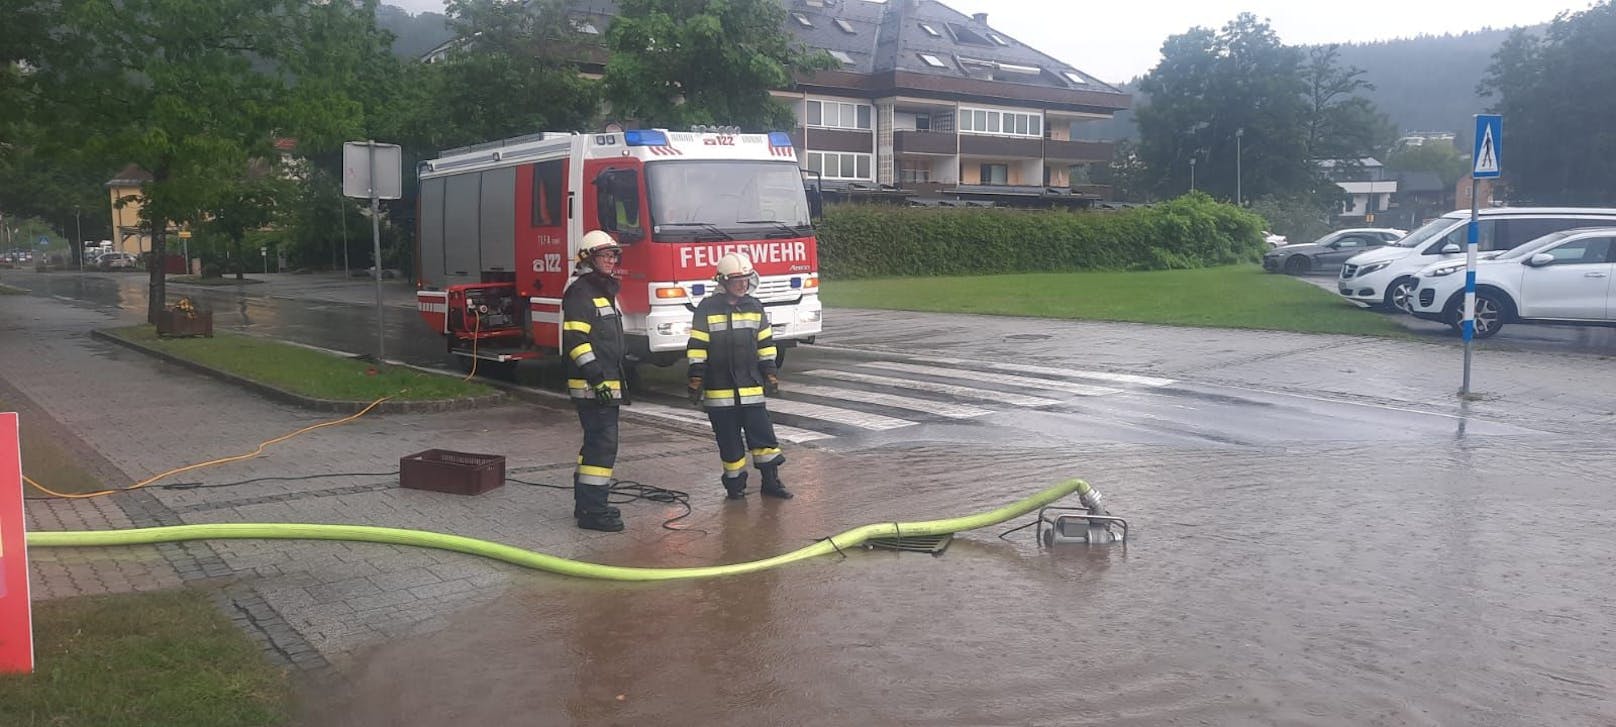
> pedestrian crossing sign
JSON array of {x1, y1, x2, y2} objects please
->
[{"x1": 1473, "y1": 115, "x2": 1502, "y2": 179}]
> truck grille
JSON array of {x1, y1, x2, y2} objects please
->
[{"x1": 754, "y1": 277, "x2": 805, "y2": 303}]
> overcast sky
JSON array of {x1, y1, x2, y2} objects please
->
[{"x1": 384, "y1": 0, "x2": 1587, "y2": 84}]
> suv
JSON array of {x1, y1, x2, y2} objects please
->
[
  {"x1": 1409, "y1": 227, "x2": 1616, "y2": 338},
  {"x1": 1338, "y1": 208, "x2": 1616, "y2": 311},
  {"x1": 97, "y1": 252, "x2": 139, "y2": 270}
]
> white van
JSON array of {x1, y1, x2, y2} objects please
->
[{"x1": 1337, "y1": 208, "x2": 1616, "y2": 311}]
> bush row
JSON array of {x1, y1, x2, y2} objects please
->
[{"x1": 815, "y1": 193, "x2": 1266, "y2": 279}]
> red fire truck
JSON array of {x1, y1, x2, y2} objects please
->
[{"x1": 414, "y1": 128, "x2": 823, "y2": 371}]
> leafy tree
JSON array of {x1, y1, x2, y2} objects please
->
[
  {"x1": 1384, "y1": 140, "x2": 1469, "y2": 191},
  {"x1": 17, "y1": 0, "x2": 393, "y2": 323},
  {"x1": 603, "y1": 0, "x2": 831, "y2": 129},
  {"x1": 1303, "y1": 45, "x2": 1396, "y2": 161},
  {"x1": 1479, "y1": 2, "x2": 1616, "y2": 204},
  {"x1": 1090, "y1": 140, "x2": 1154, "y2": 203},
  {"x1": 1135, "y1": 14, "x2": 1314, "y2": 202}
]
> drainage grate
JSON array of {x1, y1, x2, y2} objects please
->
[{"x1": 866, "y1": 533, "x2": 953, "y2": 554}]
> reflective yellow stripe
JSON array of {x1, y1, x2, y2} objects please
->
[
  {"x1": 563, "y1": 320, "x2": 592, "y2": 333},
  {"x1": 756, "y1": 326, "x2": 773, "y2": 340},
  {"x1": 722, "y1": 458, "x2": 747, "y2": 472},
  {"x1": 749, "y1": 447, "x2": 782, "y2": 457},
  {"x1": 567, "y1": 379, "x2": 622, "y2": 390},
  {"x1": 687, "y1": 350, "x2": 708, "y2": 361},
  {"x1": 577, "y1": 465, "x2": 614, "y2": 478},
  {"x1": 757, "y1": 346, "x2": 777, "y2": 358},
  {"x1": 738, "y1": 386, "x2": 764, "y2": 397},
  {"x1": 706, "y1": 314, "x2": 728, "y2": 326},
  {"x1": 688, "y1": 329, "x2": 710, "y2": 342},
  {"x1": 592, "y1": 297, "x2": 610, "y2": 307},
  {"x1": 568, "y1": 342, "x2": 593, "y2": 360},
  {"x1": 704, "y1": 389, "x2": 735, "y2": 399},
  {"x1": 733, "y1": 312, "x2": 763, "y2": 322}
]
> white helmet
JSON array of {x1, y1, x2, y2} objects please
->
[
  {"x1": 577, "y1": 230, "x2": 620, "y2": 262},
  {"x1": 714, "y1": 253, "x2": 759, "y2": 292}
]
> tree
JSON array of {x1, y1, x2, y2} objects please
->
[
  {"x1": 1303, "y1": 45, "x2": 1396, "y2": 162},
  {"x1": 1384, "y1": 140, "x2": 1469, "y2": 191},
  {"x1": 1479, "y1": 2, "x2": 1616, "y2": 204},
  {"x1": 17, "y1": 0, "x2": 394, "y2": 323},
  {"x1": 1135, "y1": 14, "x2": 1315, "y2": 202},
  {"x1": 1090, "y1": 140, "x2": 1154, "y2": 203},
  {"x1": 603, "y1": 0, "x2": 831, "y2": 129}
]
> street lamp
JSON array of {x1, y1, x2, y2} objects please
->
[
  {"x1": 75, "y1": 207, "x2": 83, "y2": 274},
  {"x1": 1189, "y1": 156, "x2": 1197, "y2": 192},
  {"x1": 1235, "y1": 127, "x2": 1245, "y2": 206}
]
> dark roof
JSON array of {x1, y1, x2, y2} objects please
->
[
  {"x1": 547, "y1": 0, "x2": 1119, "y2": 97},
  {"x1": 105, "y1": 164, "x2": 153, "y2": 188}
]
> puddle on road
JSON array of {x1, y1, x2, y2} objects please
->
[{"x1": 298, "y1": 441, "x2": 1616, "y2": 726}]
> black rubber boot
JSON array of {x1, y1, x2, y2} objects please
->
[
  {"x1": 576, "y1": 509, "x2": 624, "y2": 532},
  {"x1": 723, "y1": 471, "x2": 749, "y2": 500},
  {"x1": 759, "y1": 466, "x2": 793, "y2": 500},
  {"x1": 574, "y1": 476, "x2": 623, "y2": 531}
]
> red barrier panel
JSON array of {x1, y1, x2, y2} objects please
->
[{"x1": 0, "y1": 413, "x2": 34, "y2": 673}]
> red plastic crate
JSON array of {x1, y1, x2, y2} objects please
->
[{"x1": 399, "y1": 449, "x2": 505, "y2": 496}]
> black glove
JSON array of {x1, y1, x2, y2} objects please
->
[
  {"x1": 592, "y1": 381, "x2": 615, "y2": 405},
  {"x1": 764, "y1": 373, "x2": 780, "y2": 397},
  {"x1": 688, "y1": 377, "x2": 703, "y2": 406}
]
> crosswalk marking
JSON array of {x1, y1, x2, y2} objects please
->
[
  {"x1": 921, "y1": 357, "x2": 1175, "y2": 388},
  {"x1": 858, "y1": 361, "x2": 1126, "y2": 397},
  {"x1": 801, "y1": 369, "x2": 1061, "y2": 408},
  {"x1": 765, "y1": 398, "x2": 916, "y2": 431},
  {"x1": 783, "y1": 383, "x2": 991, "y2": 419},
  {"x1": 624, "y1": 401, "x2": 833, "y2": 443}
]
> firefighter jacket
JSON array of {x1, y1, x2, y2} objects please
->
[
  {"x1": 562, "y1": 272, "x2": 625, "y2": 402},
  {"x1": 687, "y1": 294, "x2": 778, "y2": 408}
]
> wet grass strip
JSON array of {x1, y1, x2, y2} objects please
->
[
  {"x1": 0, "y1": 589, "x2": 291, "y2": 727},
  {"x1": 821, "y1": 265, "x2": 1409, "y2": 337},
  {"x1": 106, "y1": 325, "x2": 494, "y2": 401}
]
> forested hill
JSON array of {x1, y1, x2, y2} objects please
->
[
  {"x1": 1085, "y1": 26, "x2": 1540, "y2": 149},
  {"x1": 377, "y1": 4, "x2": 453, "y2": 61}
]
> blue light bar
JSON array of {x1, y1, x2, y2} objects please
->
[
  {"x1": 767, "y1": 131, "x2": 793, "y2": 148},
  {"x1": 624, "y1": 130, "x2": 669, "y2": 147},
  {"x1": 789, "y1": 277, "x2": 802, "y2": 289},
  {"x1": 692, "y1": 283, "x2": 707, "y2": 296}
]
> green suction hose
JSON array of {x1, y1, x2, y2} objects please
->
[{"x1": 26, "y1": 479, "x2": 1092, "y2": 581}]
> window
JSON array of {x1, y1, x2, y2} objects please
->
[
  {"x1": 1498, "y1": 218, "x2": 1596, "y2": 248},
  {"x1": 958, "y1": 108, "x2": 1043, "y2": 138},
  {"x1": 899, "y1": 160, "x2": 931, "y2": 184},
  {"x1": 833, "y1": 18, "x2": 855, "y2": 34},
  {"x1": 919, "y1": 53, "x2": 948, "y2": 68},
  {"x1": 988, "y1": 32, "x2": 1010, "y2": 46},
  {"x1": 914, "y1": 114, "x2": 931, "y2": 131},
  {"x1": 791, "y1": 12, "x2": 813, "y2": 27},
  {"x1": 979, "y1": 164, "x2": 1008, "y2": 185},
  {"x1": 806, "y1": 100, "x2": 872, "y2": 130},
  {"x1": 827, "y1": 50, "x2": 854, "y2": 65},
  {"x1": 997, "y1": 62, "x2": 1041, "y2": 75},
  {"x1": 531, "y1": 160, "x2": 564, "y2": 228},
  {"x1": 1542, "y1": 237, "x2": 1615, "y2": 264},
  {"x1": 593, "y1": 168, "x2": 643, "y2": 240},
  {"x1": 919, "y1": 22, "x2": 941, "y2": 37},
  {"x1": 1063, "y1": 71, "x2": 1090, "y2": 86},
  {"x1": 806, "y1": 152, "x2": 873, "y2": 181}
]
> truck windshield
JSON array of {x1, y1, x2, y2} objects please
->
[{"x1": 646, "y1": 161, "x2": 810, "y2": 240}]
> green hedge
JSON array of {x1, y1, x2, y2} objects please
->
[{"x1": 815, "y1": 193, "x2": 1266, "y2": 279}]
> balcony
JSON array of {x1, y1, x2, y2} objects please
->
[
  {"x1": 1043, "y1": 139, "x2": 1114, "y2": 162},
  {"x1": 893, "y1": 129, "x2": 957, "y2": 155},
  {"x1": 958, "y1": 134, "x2": 1042, "y2": 158}
]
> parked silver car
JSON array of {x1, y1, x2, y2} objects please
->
[{"x1": 1263, "y1": 228, "x2": 1407, "y2": 275}]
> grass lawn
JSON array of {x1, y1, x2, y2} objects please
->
[
  {"x1": 0, "y1": 589, "x2": 291, "y2": 727},
  {"x1": 169, "y1": 275, "x2": 264, "y2": 286},
  {"x1": 821, "y1": 265, "x2": 1410, "y2": 337},
  {"x1": 107, "y1": 326, "x2": 494, "y2": 401}
]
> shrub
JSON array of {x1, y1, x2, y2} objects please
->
[{"x1": 815, "y1": 193, "x2": 1264, "y2": 279}]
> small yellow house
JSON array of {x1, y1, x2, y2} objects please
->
[{"x1": 105, "y1": 164, "x2": 158, "y2": 255}]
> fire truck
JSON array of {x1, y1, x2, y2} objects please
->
[{"x1": 414, "y1": 128, "x2": 823, "y2": 372}]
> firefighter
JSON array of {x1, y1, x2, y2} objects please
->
[
  {"x1": 686, "y1": 253, "x2": 793, "y2": 501},
  {"x1": 563, "y1": 230, "x2": 628, "y2": 532}
]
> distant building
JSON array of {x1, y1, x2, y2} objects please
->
[
  {"x1": 1319, "y1": 158, "x2": 1398, "y2": 223},
  {"x1": 1396, "y1": 131, "x2": 1457, "y2": 149}
]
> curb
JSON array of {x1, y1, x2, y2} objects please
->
[{"x1": 91, "y1": 329, "x2": 507, "y2": 415}]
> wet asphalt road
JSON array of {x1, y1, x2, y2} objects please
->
[{"x1": 9, "y1": 270, "x2": 1616, "y2": 725}]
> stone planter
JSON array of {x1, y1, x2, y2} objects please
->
[{"x1": 156, "y1": 309, "x2": 213, "y2": 338}]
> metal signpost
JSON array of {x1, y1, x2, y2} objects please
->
[
  {"x1": 1462, "y1": 114, "x2": 1502, "y2": 395},
  {"x1": 342, "y1": 141, "x2": 403, "y2": 362}
]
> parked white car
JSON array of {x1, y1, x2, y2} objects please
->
[
  {"x1": 1338, "y1": 207, "x2": 1616, "y2": 311},
  {"x1": 1408, "y1": 227, "x2": 1616, "y2": 338}
]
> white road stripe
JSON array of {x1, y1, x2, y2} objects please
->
[
  {"x1": 921, "y1": 357, "x2": 1175, "y2": 387},
  {"x1": 764, "y1": 398, "x2": 917, "y2": 431},
  {"x1": 783, "y1": 383, "x2": 991, "y2": 419},
  {"x1": 859, "y1": 361, "x2": 1125, "y2": 397},
  {"x1": 801, "y1": 369, "x2": 1061, "y2": 408},
  {"x1": 625, "y1": 401, "x2": 833, "y2": 443}
]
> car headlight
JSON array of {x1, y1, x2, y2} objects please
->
[
  {"x1": 1357, "y1": 261, "x2": 1392, "y2": 275},
  {"x1": 1424, "y1": 264, "x2": 1466, "y2": 278}
]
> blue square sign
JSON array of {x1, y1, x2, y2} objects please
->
[{"x1": 1473, "y1": 115, "x2": 1502, "y2": 179}]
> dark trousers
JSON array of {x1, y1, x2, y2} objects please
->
[
  {"x1": 573, "y1": 401, "x2": 619, "y2": 513},
  {"x1": 706, "y1": 404, "x2": 784, "y2": 485}
]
